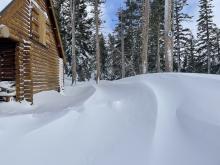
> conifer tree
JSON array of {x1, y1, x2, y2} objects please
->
[
  {"x1": 148, "y1": 0, "x2": 165, "y2": 72},
  {"x1": 110, "y1": 32, "x2": 123, "y2": 80},
  {"x1": 53, "y1": 0, "x2": 65, "y2": 22},
  {"x1": 60, "y1": 0, "x2": 93, "y2": 81},
  {"x1": 113, "y1": 0, "x2": 142, "y2": 77},
  {"x1": 99, "y1": 34, "x2": 109, "y2": 80},
  {"x1": 197, "y1": 0, "x2": 216, "y2": 73},
  {"x1": 70, "y1": 0, "x2": 77, "y2": 84},
  {"x1": 105, "y1": 34, "x2": 115, "y2": 80},
  {"x1": 183, "y1": 31, "x2": 197, "y2": 72},
  {"x1": 173, "y1": 0, "x2": 192, "y2": 72},
  {"x1": 212, "y1": 28, "x2": 220, "y2": 73},
  {"x1": 89, "y1": 0, "x2": 104, "y2": 83}
]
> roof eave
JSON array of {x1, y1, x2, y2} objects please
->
[{"x1": 48, "y1": 0, "x2": 67, "y2": 64}]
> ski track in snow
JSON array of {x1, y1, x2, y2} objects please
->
[{"x1": 0, "y1": 73, "x2": 220, "y2": 165}]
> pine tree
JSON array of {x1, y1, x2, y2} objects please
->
[
  {"x1": 120, "y1": 9, "x2": 126, "y2": 78},
  {"x1": 99, "y1": 34, "x2": 109, "y2": 80},
  {"x1": 113, "y1": 7, "x2": 128, "y2": 78},
  {"x1": 126, "y1": 0, "x2": 142, "y2": 76},
  {"x1": 183, "y1": 31, "x2": 197, "y2": 72},
  {"x1": 197, "y1": 0, "x2": 216, "y2": 73},
  {"x1": 113, "y1": 0, "x2": 142, "y2": 77},
  {"x1": 109, "y1": 32, "x2": 123, "y2": 80},
  {"x1": 89, "y1": 0, "x2": 104, "y2": 83},
  {"x1": 173, "y1": 0, "x2": 192, "y2": 72},
  {"x1": 95, "y1": 0, "x2": 101, "y2": 83},
  {"x1": 70, "y1": 0, "x2": 77, "y2": 84},
  {"x1": 148, "y1": 0, "x2": 165, "y2": 72},
  {"x1": 53, "y1": 0, "x2": 65, "y2": 21},
  {"x1": 105, "y1": 34, "x2": 115, "y2": 80},
  {"x1": 212, "y1": 28, "x2": 220, "y2": 73},
  {"x1": 60, "y1": 0, "x2": 93, "y2": 81},
  {"x1": 125, "y1": 0, "x2": 141, "y2": 75}
]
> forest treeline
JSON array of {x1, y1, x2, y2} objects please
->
[{"x1": 53, "y1": 0, "x2": 220, "y2": 82}]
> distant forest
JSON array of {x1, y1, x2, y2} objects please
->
[{"x1": 53, "y1": 0, "x2": 220, "y2": 82}]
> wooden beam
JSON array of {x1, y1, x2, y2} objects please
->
[{"x1": 0, "y1": 25, "x2": 10, "y2": 38}]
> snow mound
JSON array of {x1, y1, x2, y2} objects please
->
[{"x1": 0, "y1": 73, "x2": 220, "y2": 165}]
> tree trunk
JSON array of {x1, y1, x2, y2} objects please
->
[
  {"x1": 207, "y1": 35, "x2": 211, "y2": 74},
  {"x1": 217, "y1": 30, "x2": 220, "y2": 73},
  {"x1": 217, "y1": 35, "x2": 220, "y2": 73},
  {"x1": 71, "y1": 0, "x2": 77, "y2": 84},
  {"x1": 174, "y1": 1, "x2": 181, "y2": 72},
  {"x1": 141, "y1": 0, "x2": 150, "y2": 74},
  {"x1": 95, "y1": 0, "x2": 100, "y2": 83},
  {"x1": 121, "y1": 11, "x2": 125, "y2": 78},
  {"x1": 205, "y1": 7, "x2": 211, "y2": 74},
  {"x1": 156, "y1": 23, "x2": 161, "y2": 73},
  {"x1": 217, "y1": 30, "x2": 220, "y2": 59},
  {"x1": 164, "y1": 0, "x2": 173, "y2": 72}
]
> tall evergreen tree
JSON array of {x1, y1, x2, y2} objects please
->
[
  {"x1": 173, "y1": 0, "x2": 192, "y2": 72},
  {"x1": 197, "y1": 0, "x2": 216, "y2": 73},
  {"x1": 70, "y1": 0, "x2": 77, "y2": 84},
  {"x1": 53, "y1": 0, "x2": 65, "y2": 21},
  {"x1": 126, "y1": 0, "x2": 141, "y2": 75},
  {"x1": 148, "y1": 0, "x2": 165, "y2": 72},
  {"x1": 212, "y1": 28, "x2": 220, "y2": 73},
  {"x1": 113, "y1": 0, "x2": 142, "y2": 77},
  {"x1": 99, "y1": 34, "x2": 109, "y2": 80},
  {"x1": 60, "y1": 0, "x2": 93, "y2": 81},
  {"x1": 89, "y1": 0, "x2": 105, "y2": 82},
  {"x1": 110, "y1": 33, "x2": 122, "y2": 80},
  {"x1": 183, "y1": 31, "x2": 197, "y2": 72},
  {"x1": 105, "y1": 34, "x2": 115, "y2": 80}
]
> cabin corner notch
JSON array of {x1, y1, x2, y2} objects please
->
[
  {"x1": 0, "y1": 0, "x2": 65, "y2": 104},
  {"x1": 0, "y1": 24, "x2": 10, "y2": 38}
]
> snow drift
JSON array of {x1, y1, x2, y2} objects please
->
[{"x1": 0, "y1": 73, "x2": 220, "y2": 165}]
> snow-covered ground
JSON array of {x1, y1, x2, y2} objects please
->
[{"x1": 0, "y1": 73, "x2": 220, "y2": 165}]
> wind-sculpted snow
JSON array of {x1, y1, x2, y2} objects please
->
[{"x1": 0, "y1": 73, "x2": 220, "y2": 165}]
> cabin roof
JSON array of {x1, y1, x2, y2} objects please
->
[
  {"x1": 0, "y1": 0, "x2": 66, "y2": 63},
  {"x1": 0, "y1": 0, "x2": 14, "y2": 13},
  {"x1": 47, "y1": 0, "x2": 66, "y2": 63}
]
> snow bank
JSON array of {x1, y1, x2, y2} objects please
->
[{"x1": 0, "y1": 73, "x2": 220, "y2": 165}]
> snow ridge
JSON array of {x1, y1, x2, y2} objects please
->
[{"x1": 0, "y1": 73, "x2": 220, "y2": 165}]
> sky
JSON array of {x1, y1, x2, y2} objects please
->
[
  {"x1": 0, "y1": 0, "x2": 13, "y2": 12},
  {"x1": 102, "y1": 0, "x2": 220, "y2": 36},
  {"x1": 101, "y1": 0, "x2": 123, "y2": 35},
  {"x1": 2, "y1": 0, "x2": 219, "y2": 36}
]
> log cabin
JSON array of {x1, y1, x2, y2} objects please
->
[{"x1": 0, "y1": 0, "x2": 65, "y2": 103}]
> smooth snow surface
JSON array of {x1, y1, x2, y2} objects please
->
[
  {"x1": 0, "y1": 0, "x2": 13, "y2": 12},
  {"x1": 0, "y1": 73, "x2": 220, "y2": 165}
]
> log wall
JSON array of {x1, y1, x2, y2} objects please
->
[
  {"x1": 0, "y1": 0, "x2": 62, "y2": 103},
  {"x1": 0, "y1": 40, "x2": 16, "y2": 81}
]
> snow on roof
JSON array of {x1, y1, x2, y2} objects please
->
[{"x1": 0, "y1": 0, "x2": 13, "y2": 13}]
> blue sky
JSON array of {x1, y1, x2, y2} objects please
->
[
  {"x1": 102, "y1": 0, "x2": 124, "y2": 35},
  {"x1": 0, "y1": 0, "x2": 13, "y2": 12},
  {"x1": 102, "y1": 0, "x2": 220, "y2": 36}
]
